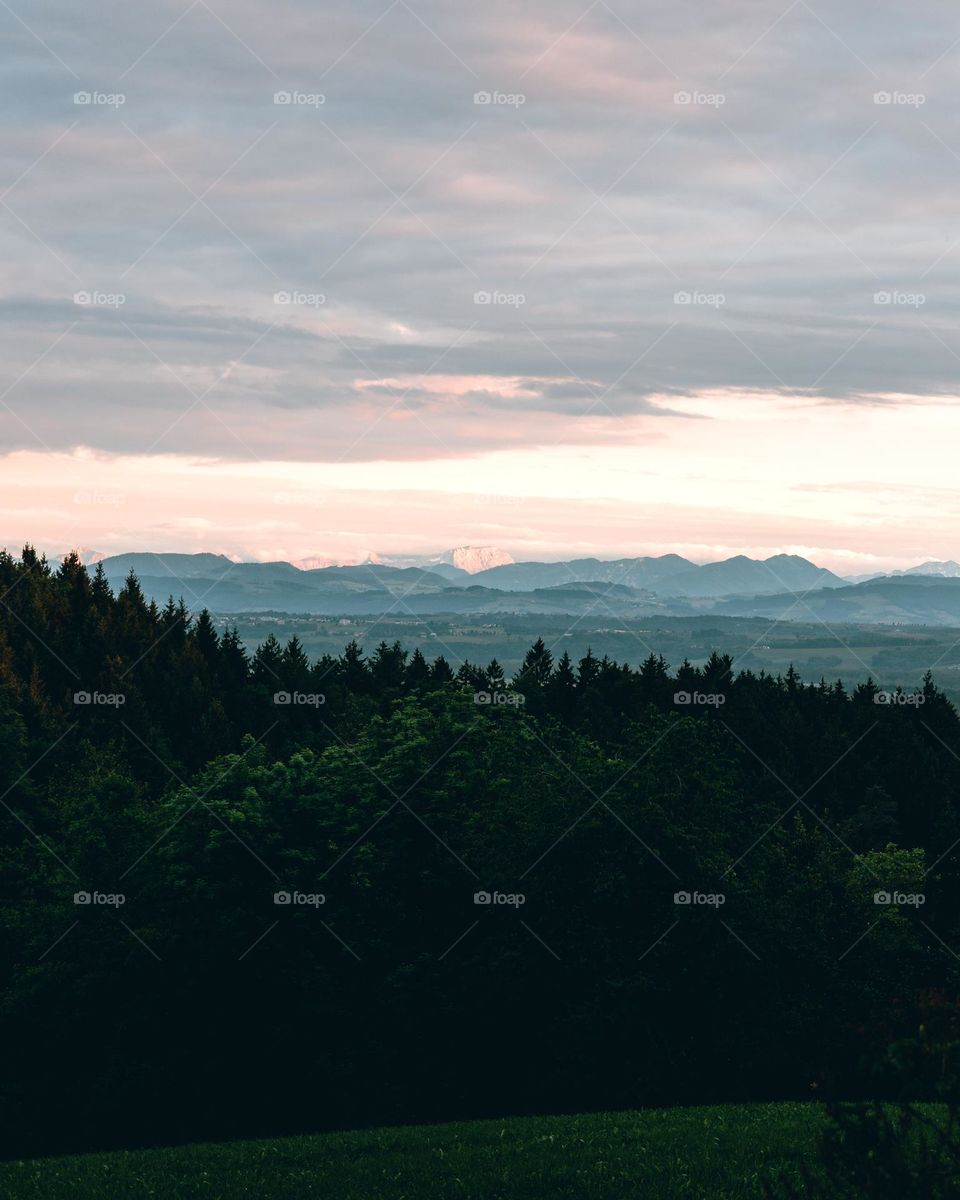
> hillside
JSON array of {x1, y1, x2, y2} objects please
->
[
  {"x1": 85, "y1": 551, "x2": 848, "y2": 616},
  {"x1": 718, "y1": 575, "x2": 960, "y2": 624},
  {"x1": 654, "y1": 554, "x2": 845, "y2": 598},
  {"x1": 0, "y1": 1105, "x2": 819, "y2": 1199},
  {"x1": 83, "y1": 552, "x2": 960, "y2": 624}
]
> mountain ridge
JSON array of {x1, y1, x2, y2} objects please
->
[
  {"x1": 39, "y1": 548, "x2": 960, "y2": 624},
  {"x1": 78, "y1": 548, "x2": 841, "y2": 614},
  {"x1": 52, "y1": 545, "x2": 960, "y2": 587}
]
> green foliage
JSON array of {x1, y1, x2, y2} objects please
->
[
  {"x1": 0, "y1": 1104, "x2": 821, "y2": 1200},
  {"x1": 0, "y1": 549, "x2": 959, "y2": 1157},
  {"x1": 767, "y1": 1102, "x2": 960, "y2": 1199},
  {"x1": 766, "y1": 1004, "x2": 960, "y2": 1198}
]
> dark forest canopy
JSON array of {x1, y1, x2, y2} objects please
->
[
  {"x1": 1, "y1": 545, "x2": 960, "y2": 1158},
  {"x1": 0, "y1": 546, "x2": 951, "y2": 774}
]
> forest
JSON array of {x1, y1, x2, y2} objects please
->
[{"x1": 1, "y1": 548, "x2": 959, "y2": 1159}]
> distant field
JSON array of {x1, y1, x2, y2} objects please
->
[
  {"x1": 223, "y1": 610, "x2": 960, "y2": 693},
  {"x1": 0, "y1": 1104, "x2": 822, "y2": 1199}
]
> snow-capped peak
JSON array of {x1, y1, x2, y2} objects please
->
[
  {"x1": 291, "y1": 554, "x2": 353, "y2": 570},
  {"x1": 446, "y1": 545, "x2": 514, "y2": 573},
  {"x1": 58, "y1": 547, "x2": 106, "y2": 566},
  {"x1": 289, "y1": 546, "x2": 514, "y2": 573},
  {"x1": 904, "y1": 560, "x2": 960, "y2": 578}
]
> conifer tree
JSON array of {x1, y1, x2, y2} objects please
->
[
  {"x1": 281, "y1": 636, "x2": 311, "y2": 691},
  {"x1": 577, "y1": 648, "x2": 600, "y2": 690},
  {"x1": 252, "y1": 633, "x2": 283, "y2": 685},
  {"x1": 515, "y1": 637, "x2": 554, "y2": 688},
  {"x1": 431, "y1": 655, "x2": 454, "y2": 683},
  {"x1": 485, "y1": 658, "x2": 506, "y2": 691},
  {"x1": 339, "y1": 639, "x2": 369, "y2": 693},
  {"x1": 405, "y1": 647, "x2": 431, "y2": 689},
  {"x1": 192, "y1": 609, "x2": 220, "y2": 665}
]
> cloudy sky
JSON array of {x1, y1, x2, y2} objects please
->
[{"x1": 2, "y1": 0, "x2": 959, "y2": 570}]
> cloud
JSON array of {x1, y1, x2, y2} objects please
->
[{"x1": 1, "y1": 0, "x2": 960, "y2": 560}]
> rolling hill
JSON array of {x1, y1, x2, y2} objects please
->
[
  {"x1": 78, "y1": 551, "x2": 960, "y2": 624},
  {"x1": 0, "y1": 1104, "x2": 819, "y2": 1200}
]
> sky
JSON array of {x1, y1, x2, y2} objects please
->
[{"x1": 1, "y1": 0, "x2": 959, "y2": 572}]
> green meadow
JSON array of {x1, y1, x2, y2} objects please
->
[{"x1": 0, "y1": 1104, "x2": 821, "y2": 1200}]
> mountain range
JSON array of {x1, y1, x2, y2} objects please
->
[
  {"x1": 846, "y1": 560, "x2": 960, "y2": 583},
  {"x1": 287, "y1": 545, "x2": 515, "y2": 575},
  {"x1": 58, "y1": 547, "x2": 960, "y2": 625}
]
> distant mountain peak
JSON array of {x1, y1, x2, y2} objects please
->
[
  {"x1": 905, "y1": 560, "x2": 960, "y2": 578},
  {"x1": 58, "y1": 547, "x2": 105, "y2": 566},
  {"x1": 446, "y1": 545, "x2": 514, "y2": 573},
  {"x1": 292, "y1": 553, "x2": 358, "y2": 570},
  {"x1": 764, "y1": 553, "x2": 816, "y2": 565},
  {"x1": 289, "y1": 546, "x2": 513, "y2": 574}
]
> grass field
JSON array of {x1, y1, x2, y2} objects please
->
[{"x1": 0, "y1": 1103, "x2": 823, "y2": 1199}]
